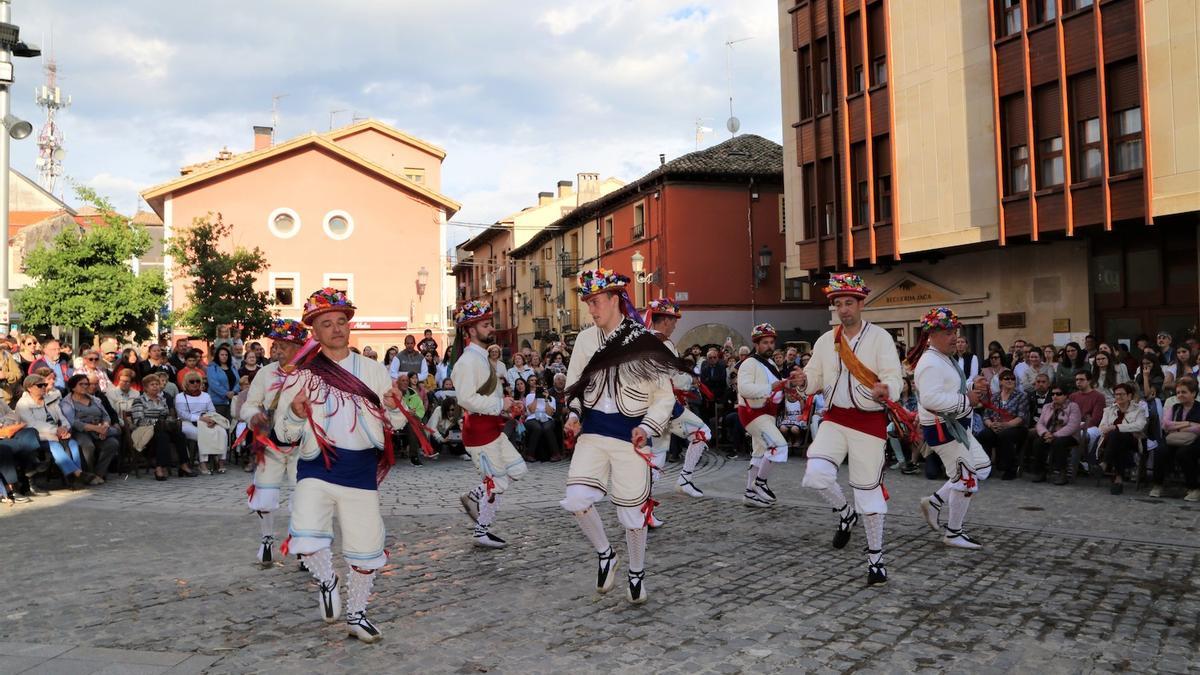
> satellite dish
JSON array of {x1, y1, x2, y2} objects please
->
[
  {"x1": 726, "y1": 116, "x2": 740, "y2": 134},
  {"x1": 53, "y1": 148, "x2": 66, "y2": 161}
]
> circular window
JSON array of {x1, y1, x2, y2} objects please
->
[
  {"x1": 267, "y1": 207, "x2": 301, "y2": 239},
  {"x1": 322, "y1": 210, "x2": 355, "y2": 240}
]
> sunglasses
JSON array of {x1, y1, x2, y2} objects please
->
[
  {"x1": 1052, "y1": 391, "x2": 1066, "y2": 396},
  {"x1": 30, "y1": 383, "x2": 47, "y2": 389},
  {"x1": 85, "y1": 356, "x2": 98, "y2": 361},
  {"x1": 1001, "y1": 376, "x2": 1015, "y2": 381}
]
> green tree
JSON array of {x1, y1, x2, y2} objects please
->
[
  {"x1": 16, "y1": 187, "x2": 167, "y2": 342},
  {"x1": 165, "y1": 213, "x2": 275, "y2": 339}
]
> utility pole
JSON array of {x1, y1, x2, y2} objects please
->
[{"x1": 0, "y1": 0, "x2": 40, "y2": 334}]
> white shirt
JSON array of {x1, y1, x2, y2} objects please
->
[
  {"x1": 524, "y1": 392, "x2": 556, "y2": 422},
  {"x1": 175, "y1": 391, "x2": 216, "y2": 423}
]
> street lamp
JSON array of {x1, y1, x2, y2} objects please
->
[
  {"x1": 631, "y1": 250, "x2": 644, "y2": 276},
  {"x1": 755, "y1": 245, "x2": 773, "y2": 286},
  {"x1": 415, "y1": 266, "x2": 429, "y2": 300}
]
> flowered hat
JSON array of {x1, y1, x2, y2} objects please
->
[
  {"x1": 644, "y1": 297, "x2": 681, "y2": 325},
  {"x1": 455, "y1": 300, "x2": 492, "y2": 327},
  {"x1": 268, "y1": 318, "x2": 309, "y2": 345},
  {"x1": 751, "y1": 322, "x2": 777, "y2": 342},
  {"x1": 824, "y1": 273, "x2": 870, "y2": 300},
  {"x1": 576, "y1": 267, "x2": 630, "y2": 299},
  {"x1": 302, "y1": 287, "x2": 356, "y2": 325},
  {"x1": 918, "y1": 306, "x2": 961, "y2": 332}
]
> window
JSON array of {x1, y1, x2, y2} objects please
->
[
  {"x1": 872, "y1": 57, "x2": 887, "y2": 87},
  {"x1": 543, "y1": 246, "x2": 553, "y2": 260},
  {"x1": 1003, "y1": 0, "x2": 1022, "y2": 35},
  {"x1": 875, "y1": 175, "x2": 892, "y2": 222},
  {"x1": 271, "y1": 274, "x2": 298, "y2": 307},
  {"x1": 1010, "y1": 145, "x2": 1030, "y2": 193},
  {"x1": 603, "y1": 216, "x2": 613, "y2": 250},
  {"x1": 853, "y1": 66, "x2": 865, "y2": 95},
  {"x1": 267, "y1": 207, "x2": 301, "y2": 239},
  {"x1": 1039, "y1": 137, "x2": 1064, "y2": 187},
  {"x1": 1077, "y1": 117, "x2": 1102, "y2": 179},
  {"x1": 323, "y1": 273, "x2": 354, "y2": 300},
  {"x1": 403, "y1": 167, "x2": 425, "y2": 184},
  {"x1": 1111, "y1": 108, "x2": 1143, "y2": 173},
  {"x1": 856, "y1": 181, "x2": 869, "y2": 226},
  {"x1": 846, "y1": 14, "x2": 864, "y2": 95},
  {"x1": 1034, "y1": 0, "x2": 1056, "y2": 24},
  {"x1": 782, "y1": 268, "x2": 812, "y2": 302},
  {"x1": 803, "y1": 164, "x2": 817, "y2": 240},
  {"x1": 798, "y1": 46, "x2": 813, "y2": 120},
  {"x1": 851, "y1": 142, "x2": 869, "y2": 226},
  {"x1": 819, "y1": 58, "x2": 832, "y2": 113},
  {"x1": 823, "y1": 202, "x2": 835, "y2": 236},
  {"x1": 633, "y1": 203, "x2": 645, "y2": 239},
  {"x1": 1074, "y1": 0, "x2": 1094, "y2": 8},
  {"x1": 322, "y1": 210, "x2": 354, "y2": 240},
  {"x1": 779, "y1": 194, "x2": 786, "y2": 234}
]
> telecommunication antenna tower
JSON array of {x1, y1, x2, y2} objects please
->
[{"x1": 35, "y1": 56, "x2": 70, "y2": 195}]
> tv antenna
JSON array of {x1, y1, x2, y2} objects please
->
[
  {"x1": 329, "y1": 109, "x2": 347, "y2": 130},
  {"x1": 271, "y1": 93, "x2": 288, "y2": 139},
  {"x1": 724, "y1": 36, "x2": 753, "y2": 137},
  {"x1": 694, "y1": 117, "x2": 713, "y2": 150}
]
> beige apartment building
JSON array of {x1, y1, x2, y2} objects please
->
[{"x1": 777, "y1": 0, "x2": 1199, "y2": 351}]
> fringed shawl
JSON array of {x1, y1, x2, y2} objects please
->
[{"x1": 566, "y1": 319, "x2": 691, "y2": 407}]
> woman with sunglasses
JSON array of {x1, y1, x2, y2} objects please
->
[
  {"x1": 61, "y1": 373, "x2": 120, "y2": 483},
  {"x1": 14, "y1": 336, "x2": 39, "y2": 372},
  {"x1": 1029, "y1": 386, "x2": 1081, "y2": 484},
  {"x1": 977, "y1": 369, "x2": 1028, "y2": 480},
  {"x1": 15, "y1": 374, "x2": 98, "y2": 487}
]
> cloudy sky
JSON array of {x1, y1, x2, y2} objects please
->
[{"x1": 11, "y1": 1, "x2": 782, "y2": 247}]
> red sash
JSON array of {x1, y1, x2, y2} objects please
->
[
  {"x1": 462, "y1": 412, "x2": 505, "y2": 446},
  {"x1": 823, "y1": 405, "x2": 888, "y2": 439},
  {"x1": 738, "y1": 400, "x2": 779, "y2": 428}
]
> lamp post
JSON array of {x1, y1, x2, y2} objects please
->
[
  {"x1": 416, "y1": 265, "x2": 429, "y2": 300},
  {"x1": 0, "y1": 1, "x2": 39, "y2": 334},
  {"x1": 755, "y1": 244, "x2": 773, "y2": 287}
]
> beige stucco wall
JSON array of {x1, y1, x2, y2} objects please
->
[
  {"x1": 889, "y1": 0, "x2": 1000, "y2": 253},
  {"x1": 330, "y1": 128, "x2": 443, "y2": 193},
  {"x1": 1144, "y1": 0, "x2": 1200, "y2": 218},
  {"x1": 854, "y1": 239, "x2": 1091, "y2": 348},
  {"x1": 511, "y1": 178, "x2": 623, "y2": 249},
  {"x1": 777, "y1": 0, "x2": 805, "y2": 279}
]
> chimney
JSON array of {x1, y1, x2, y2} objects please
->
[
  {"x1": 557, "y1": 180, "x2": 573, "y2": 200},
  {"x1": 659, "y1": 153, "x2": 666, "y2": 165},
  {"x1": 253, "y1": 126, "x2": 273, "y2": 151},
  {"x1": 537, "y1": 191, "x2": 554, "y2": 206},
  {"x1": 576, "y1": 172, "x2": 600, "y2": 206}
]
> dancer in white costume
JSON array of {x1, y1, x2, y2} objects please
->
[
  {"x1": 911, "y1": 306, "x2": 990, "y2": 550},
  {"x1": 794, "y1": 273, "x2": 903, "y2": 585},
  {"x1": 560, "y1": 268, "x2": 684, "y2": 604},
  {"x1": 450, "y1": 300, "x2": 528, "y2": 549},
  {"x1": 241, "y1": 318, "x2": 308, "y2": 567},
  {"x1": 737, "y1": 322, "x2": 796, "y2": 508},
  {"x1": 274, "y1": 287, "x2": 411, "y2": 643},
  {"x1": 644, "y1": 297, "x2": 712, "y2": 506}
]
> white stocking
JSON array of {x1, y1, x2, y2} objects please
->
[
  {"x1": 257, "y1": 510, "x2": 275, "y2": 537},
  {"x1": 947, "y1": 490, "x2": 971, "y2": 532},
  {"x1": 625, "y1": 526, "x2": 647, "y2": 573},
  {"x1": 756, "y1": 458, "x2": 775, "y2": 480},
  {"x1": 863, "y1": 513, "x2": 884, "y2": 565},
  {"x1": 814, "y1": 483, "x2": 849, "y2": 513},
  {"x1": 935, "y1": 479, "x2": 954, "y2": 504},
  {"x1": 682, "y1": 440, "x2": 706, "y2": 475},
  {"x1": 302, "y1": 547, "x2": 335, "y2": 585},
  {"x1": 346, "y1": 567, "x2": 375, "y2": 616},
  {"x1": 574, "y1": 507, "x2": 611, "y2": 554},
  {"x1": 745, "y1": 460, "x2": 761, "y2": 490},
  {"x1": 478, "y1": 492, "x2": 500, "y2": 527}
]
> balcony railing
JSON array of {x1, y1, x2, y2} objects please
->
[{"x1": 559, "y1": 255, "x2": 579, "y2": 277}]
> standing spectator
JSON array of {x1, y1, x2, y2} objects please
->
[
  {"x1": 396, "y1": 372, "x2": 426, "y2": 466},
  {"x1": 168, "y1": 337, "x2": 192, "y2": 371},
  {"x1": 1015, "y1": 349, "x2": 1053, "y2": 393},
  {"x1": 1008, "y1": 339, "x2": 1029, "y2": 371},
  {"x1": 238, "y1": 349, "x2": 262, "y2": 384},
  {"x1": 16, "y1": 374, "x2": 96, "y2": 486},
  {"x1": 176, "y1": 373, "x2": 222, "y2": 474},
  {"x1": 986, "y1": 341, "x2": 1007, "y2": 368},
  {"x1": 953, "y1": 336, "x2": 980, "y2": 380},
  {"x1": 382, "y1": 346, "x2": 400, "y2": 372},
  {"x1": 28, "y1": 339, "x2": 72, "y2": 393},
  {"x1": 418, "y1": 351, "x2": 448, "y2": 391},
  {"x1": 505, "y1": 353, "x2": 533, "y2": 389},
  {"x1": 1153, "y1": 376, "x2": 1200, "y2": 500},
  {"x1": 528, "y1": 351, "x2": 545, "y2": 382},
  {"x1": 391, "y1": 335, "x2": 424, "y2": 379},
  {"x1": 980, "y1": 352, "x2": 1006, "y2": 393},
  {"x1": 417, "y1": 328, "x2": 439, "y2": 355},
  {"x1": 114, "y1": 348, "x2": 144, "y2": 391},
  {"x1": 1115, "y1": 342, "x2": 1138, "y2": 379},
  {"x1": 140, "y1": 343, "x2": 177, "y2": 384},
  {"x1": 77, "y1": 350, "x2": 111, "y2": 394},
  {"x1": 487, "y1": 344, "x2": 506, "y2": 380},
  {"x1": 978, "y1": 369, "x2": 1028, "y2": 479},
  {"x1": 1083, "y1": 334, "x2": 1099, "y2": 363},
  {"x1": 1028, "y1": 387, "x2": 1081, "y2": 484},
  {"x1": 361, "y1": 346, "x2": 378, "y2": 361},
  {"x1": 1042, "y1": 344, "x2": 1059, "y2": 370},
  {"x1": 1092, "y1": 351, "x2": 1129, "y2": 405},
  {"x1": 1070, "y1": 371, "x2": 1107, "y2": 467},
  {"x1": 546, "y1": 351, "x2": 568, "y2": 378},
  {"x1": 1156, "y1": 332, "x2": 1176, "y2": 368},
  {"x1": 231, "y1": 342, "x2": 246, "y2": 370},
  {"x1": 206, "y1": 344, "x2": 240, "y2": 420},
  {"x1": 176, "y1": 349, "x2": 206, "y2": 388},
  {"x1": 0, "y1": 338, "x2": 23, "y2": 405},
  {"x1": 1054, "y1": 342, "x2": 1087, "y2": 393},
  {"x1": 132, "y1": 373, "x2": 195, "y2": 480},
  {"x1": 60, "y1": 373, "x2": 119, "y2": 483},
  {"x1": 99, "y1": 341, "x2": 120, "y2": 376},
  {"x1": 14, "y1": 335, "x2": 39, "y2": 372},
  {"x1": 1099, "y1": 382, "x2": 1146, "y2": 495}
]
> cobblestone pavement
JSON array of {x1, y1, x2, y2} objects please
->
[{"x1": 2, "y1": 451, "x2": 1198, "y2": 674}]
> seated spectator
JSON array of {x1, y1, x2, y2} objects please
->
[
  {"x1": 425, "y1": 397, "x2": 465, "y2": 459},
  {"x1": 132, "y1": 373, "x2": 194, "y2": 480},
  {"x1": 15, "y1": 374, "x2": 97, "y2": 487},
  {"x1": 395, "y1": 373, "x2": 426, "y2": 466},
  {"x1": 1164, "y1": 346, "x2": 1198, "y2": 397},
  {"x1": 0, "y1": 339, "x2": 23, "y2": 407},
  {"x1": 798, "y1": 352, "x2": 812, "y2": 368},
  {"x1": 1099, "y1": 382, "x2": 1147, "y2": 495},
  {"x1": 1027, "y1": 374, "x2": 1053, "y2": 423},
  {"x1": 1070, "y1": 371, "x2": 1107, "y2": 467},
  {"x1": 418, "y1": 350, "x2": 448, "y2": 391},
  {"x1": 523, "y1": 379, "x2": 558, "y2": 462},
  {"x1": 977, "y1": 369, "x2": 1028, "y2": 479},
  {"x1": 1028, "y1": 386, "x2": 1081, "y2": 485},
  {"x1": 33, "y1": 367, "x2": 62, "y2": 405},
  {"x1": 176, "y1": 349, "x2": 206, "y2": 389},
  {"x1": 1157, "y1": 331, "x2": 1176, "y2": 368},
  {"x1": 1041, "y1": 344, "x2": 1059, "y2": 371},
  {"x1": 106, "y1": 368, "x2": 139, "y2": 419},
  {"x1": 176, "y1": 373, "x2": 223, "y2": 474},
  {"x1": 980, "y1": 351, "x2": 1006, "y2": 394},
  {"x1": 545, "y1": 351, "x2": 568, "y2": 377},
  {"x1": 1092, "y1": 350, "x2": 1129, "y2": 405},
  {"x1": 1015, "y1": 349, "x2": 1053, "y2": 393},
  {"x1": 231, "y1": 375, "x2": 253, "y2": 471},
  {"x1": 27, "y1": 339, "x2": 71, "y2": 393},
  {"x1": 505, "y1": 353, "x2": 534, "y2": 389},
  {"x1": 60, "y1": 373, "x2": 119, "y2": 483},
  {"x1": 1054, "y1": 342, "x2": 1087, "y2": 393},
  {"x1": 238, "y1": 349, "x2": 262, "y2": 384},
  {"x1": 77, "y1": 349, "x2": 112, "y2": 394},
  {"x1": 432, "y1": 377, "x2": 457, "y2": 403},
  {"x1": 778, "y1": 390, "x2": 807, "y2": 449},
  {"x1": 487, "y1": 344, "x2": 506, "y2": 380},
  {"x1": 113, "y1": 347, "x2": 144, "y2": 391},
  {"x1": 1153, "y1": 376, "x2": 1200, "y2": 501},
  {"x1": 954, "y1": 336, "x2": 980, "y2": 380},
  {"x1": 14, "y1": 334, "x2": 39, "y2": 373},
  {"x1": 892, "y1": 378, "x2": 921, "y2": 475},
  {"x1": 0, "y1": 395, "x2": 45, "y2": 501},
  {"x1": 140, "y1": 343, "x2": 178, "y2": 384}
]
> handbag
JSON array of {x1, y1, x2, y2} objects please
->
[
  {"x1": 131, "y1": 425, "x2": 155, "y2": 452},
  {"x1": 1165, "y1": 431, "x2": 1198, "y2": 447}
]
